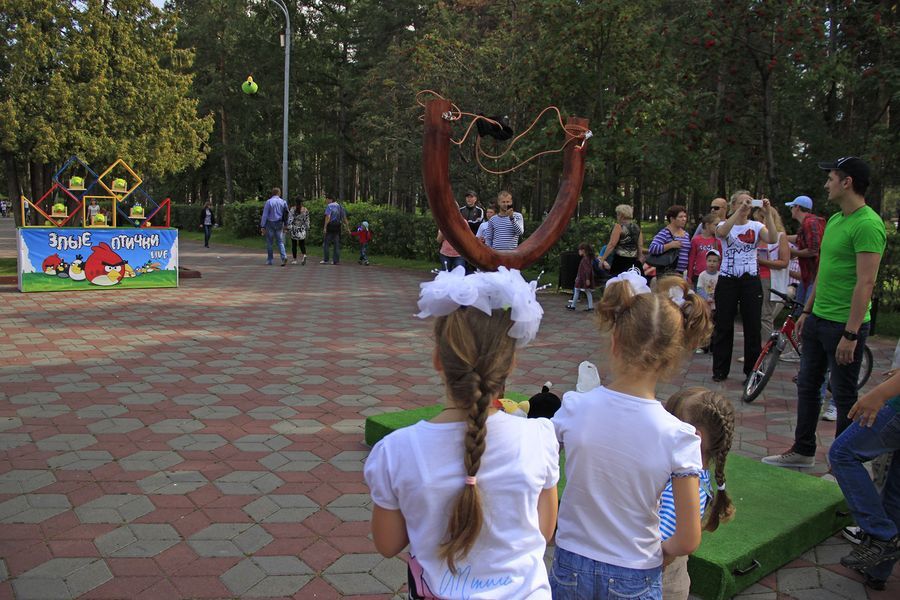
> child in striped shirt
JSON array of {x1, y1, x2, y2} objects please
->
[{"x1": 659, "y1": 388, "x2": 736, "y2": 600}]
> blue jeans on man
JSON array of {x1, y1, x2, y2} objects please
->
[
  {"x1": 792, "y1": 315, "x2": 870, "y2": 456},
  {"x1": 265, "y1": 220, "x2": 286, "y2": 264},
  {"x1": 550, "y1": 547, "x2": 662, "y2": 599},
  {"x1": 323, "y1": 232, "x2": 341, "y2": 264},
  {"x1": 439, "y1": 254, "x2": 465, "y2": 272},
  {"x1": 829, "y1": 403, "x2": 900, "y2": 583}
]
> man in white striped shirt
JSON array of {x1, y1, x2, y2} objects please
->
[{"x1": 483, "y1": 190, "x2": 525, "y2": 250}]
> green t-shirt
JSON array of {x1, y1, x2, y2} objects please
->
[{"x1": 812, "y1": 205, "x2": 885, "y2": 323}]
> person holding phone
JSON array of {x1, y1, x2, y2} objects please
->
[
  {"x1": 483, "y1": 191, "x2": 525, "y2": 250},
  {"x1": 710, "y1": 191, "x2": 777, "y2": 383}
]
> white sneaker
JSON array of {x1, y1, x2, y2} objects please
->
[
  {"x1": 822, "y1": 404, "x2": 838, "y2": 421},
  {"x1": 737, "y1": 356, "x2": 745, "y2": 363},
  {"x1": 291, "y1": 259, "x2": 297, "y2": 264},
  {"x1": 843, "y1": 526, "x2": 864, "y2": 545}
]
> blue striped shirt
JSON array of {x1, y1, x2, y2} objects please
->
[
  {"x1": 649, "y1": 227, "x2": 690, "y2": 272},
  {"x1": 659, "y1": 469, "x2": 711, "y2": 541},
  {"x1": 484, "y1": 213, "x2": 525, "y2": 250}
]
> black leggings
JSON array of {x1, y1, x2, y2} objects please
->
[
  {"x1": 711, "y1": 275, "x2": 763, "y2": 378},
  {"x1": 291, "y1": 239, "x2": 307, "y2": 258}
]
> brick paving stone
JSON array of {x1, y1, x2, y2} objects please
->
[
  {"x1": 220, "y1": 556, "x2": 312, "y2": 596},
  {"x1": 36, "y1": 433, "x2": 98, "y2": 452},
  {"x1": 120, "y1": 450, "x2": 185, "y2": 471},
  {"x1": 137, "y1": 471, "x2": 209, "y2": 495},
  {"x1": 259, "y1": 451, "x2": 323, "y2": 472},
  {"x1": 47, "y1": 450, "x2": 114, "y2": 471},
  {"x1": 75, "y1": 494, "x2": 155, "y2": 523},
  {"x1": 278, "y1": 394, "x2": 327, "y2": 407},
  {"x1": 189, "y1": 405, "x2": 241, "y2": 420},
  {"x1": 148, "y1": 418, "x2": 205, "y2": 434},
  {"x1": 0, "y1": 469, "x2": 56, "y2": 494},
  {"x1": 13, "y1": 558, "x2": 113, "y2": 600},
  {"x1": 0, "y1": 416, "x2": 23, "y2": 431},
  {"x1": 75, "y1": 404, "x2": 128, "y2": 418},
  {"x1": 94, "y1": 524, "x2": 180, "y2": 557},
  {"x1": 188, "y1": 523, "x2": 274, "y2": 557},
  {"x1": 243, "y1": 495, "x2": 319, "y2": 523},
  {"x1": 172, "y1": 393, "x2": 221, "y2": 406},
  {"x1": 11, "y1": 391, "x2": 61, "y2": 405},
  {"x1": 270, "y1": 419, "x2": 324, "y2": 435},
  {"x1": 118, "y1": 393, "x2": 167, "y2": 406},
  {"x1": 325, "y1": 494, "x2": 372, "y2": 522},
  {"x1": 167, "y1": 433, "x2": 227, "y2": 451},
  {"x1": 0, "y1": 494, "x2": 71, "y2": 523},
  {"x1": 213, "y1": 471, "x2": 284, "y2": 495},
  {"x1": 17, "y1": 404, "x2": 72, "y2": 419},
  {"x1": 247, "y1": 405, "x2": 298, "y2": 420},
  {"x1": 87, "y1": 418, "x2": 145, "y2": 434},
  {"x1": 233, "y1": 434, "x2": 292, "y2": 453},
  {"x1": 329, "y1": 450, "x2": 368, "y2": 472}
]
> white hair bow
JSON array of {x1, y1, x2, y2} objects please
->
[
  {"x1": 416, "y1": 266, "x2": 544, "y2": 347},
  {"x1": 605, "y1": 267, "x2": 651, "y2": 296}
]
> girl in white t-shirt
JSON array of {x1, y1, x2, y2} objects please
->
[
  {"x1": 551, "y1": 270, "x2": 712, "y2": 600},
  {"x1": 365, "y1": 268, "x2": 559, "y2": 599}
]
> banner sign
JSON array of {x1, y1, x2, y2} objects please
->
[{"x1": 17, "y1": 228, "x2": 178, "y2": 293}]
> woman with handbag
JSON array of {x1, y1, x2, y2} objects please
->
[
  {"x1": 648, "y1": 205, "x2": 690, "y2": 276},
  {"x1": 287, "y1": 198, "x2": 309, "y2": 265},
  {"x1": 599, "y1": 204, "x2": 644, "y2": 276}
]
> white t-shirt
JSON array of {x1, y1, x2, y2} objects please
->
[
  {"x1": 553, "y1": 386, "x2": 702, "y2": 570},
  {"x1": 717, "y1": 220, "x2": 765, "y2": 277},
  {"x1": 365, "y1": 412, "x2": 559, "y2": 599}
]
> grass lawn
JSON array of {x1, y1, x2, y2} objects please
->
[{"x1": 0, "y1": 258, "x2": 16, "y2": 276}]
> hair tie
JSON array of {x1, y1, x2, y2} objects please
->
[
  {"x1": 717, "y1": 483, "x2": 726, "y2": 491},
  {"x1": 605, "y1": 267, "x2": 651, "y2": 296},
  {"x1": 464, "y1": 476, "x2": 477, "y2": 486}
]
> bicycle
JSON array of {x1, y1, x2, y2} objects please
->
[{"x1": 742, "y1": 288, "x2": 873, "y2": 403}]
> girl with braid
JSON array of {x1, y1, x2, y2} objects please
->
[
  {"x1": 552, "y1": 271, "x2": 713, "y2": 600},
  {"x1": 660, "y1": 388, "x2": 736, "y2": 600},
  {"x1": 365, "y1": 268, "x2": 559, "y2": 599}
]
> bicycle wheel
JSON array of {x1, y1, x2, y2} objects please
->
[
  {"x1": 857, "y1": 344, "x2": 873, "y2": 389},
  {"x1": 743, "y1": 337, "x2": 782, "y2": 403}
]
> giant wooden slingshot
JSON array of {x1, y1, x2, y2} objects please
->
[{"x1": 422, "y1": 98, "x2": 590, "y2": 271}]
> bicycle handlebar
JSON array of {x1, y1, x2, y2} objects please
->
[{"x1": 769, "y1": 287, "x2": 804, "y2": 310}]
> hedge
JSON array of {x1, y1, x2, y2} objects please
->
[{"x1": 168, "y1": 200, "x2": 616, "y2": 271}]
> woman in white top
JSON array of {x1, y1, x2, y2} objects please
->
[
  {"x1": 551, "y1": 271, "x2": 712, "y2": 600},
  {"x1": 752, "y1": 205, "x2": 790, "y2": 342},
  {"x1": 365, "y1": 269, "x2": 559, "y2": 599},
  {"x1": 710, "y1": 191, "x2": 778, "y2": 382}
]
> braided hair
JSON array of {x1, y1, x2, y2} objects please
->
[
  {"x1": 665, "y1": 387, "x2": 736, "y2": 532},
  {"x1": 433, "y1": 307, "x2": 516, "y2": 573}
]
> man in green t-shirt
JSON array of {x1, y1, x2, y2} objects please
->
[{"x1": 763, "y1": 156, "x2": 886, "y2": 469}]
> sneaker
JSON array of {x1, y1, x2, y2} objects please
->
[
  {"x1": 319, "y1": 260, "x2": 328, "y2": 264},
  {"x1": 822, "y1": 404, "x2": 838, "y2": 422},
  {"x1": 364, "y1": 260, "x2": 369, "y2": 266},
  {"x1": 694, "y1": 348, "x2": 705, "y2": 354},
  {"x1": 281, "y1": 257, "x2": 287, "y2": 266},
  {"x1": 565, "y1": 304, "x2": 576, "y2": 311},
  {"x1": 737, "y1": 356, "x2": 745, "y2": 363},
  {"x1": 266, "y1": 261, "x2": 273, "y2": 266},
  {"x1": 840, "y1": 535, "x2": 900, "y2": 571},
  {"x1": 761, "y1": 451, "x2": 815, "y2": 468},
  {"x1": 301, "y1": 256, "x2": 307, "y2": 265},
  {"x1": 863, "y1": 574, "x2": 887, "y2": 591},
  {"x1": 843, "y1": 526, "x2": 864, "y2": 545},
  {"x1": 583, "y1": 307, "x2": 593, "y2": 312},
  {"x1": 712, "y1": 374, "x2": 727, "y2": 382},
  {"x1": 291, "y1": 259, "x2": 298, "y2": 265}
]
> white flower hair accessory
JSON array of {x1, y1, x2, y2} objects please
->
[
  {"x1": 416, "y1": 266, "x2": 544, "y2": 347},
  {"x1": 668, "y1": 285, "x2": 694, "y2": 307},
  {"x1": 605, "y1": 267, "x2": 651, "y2": 296}
]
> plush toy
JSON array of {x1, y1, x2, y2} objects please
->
[
  {"x1": 528, "y1": 382, "x2": 562, "y2": 419},
  {"x1": 576, "y1": 361, "x2": 601, "y2": 393},
  {"x1": 496, "y1": 397, "x2": 530, "y2": 417}
]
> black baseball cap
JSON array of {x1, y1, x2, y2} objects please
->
[
  {"x1": 465, "y1": 190, "x2": 477, "y2": 197},
  {"x1": 818, "y1": 156, "x2": 870, "y2": 187}
]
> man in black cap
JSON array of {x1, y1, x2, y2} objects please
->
[
  {"x1": 459, "y1": 191, "x2": 484, "y2": 235},
  {"x1": 764, "y1": 156, "x2": 886, "y2": 467}
]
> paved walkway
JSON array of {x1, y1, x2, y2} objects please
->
[{"x1": 0, "y1": 217, "x2": 896, "y2": 599}]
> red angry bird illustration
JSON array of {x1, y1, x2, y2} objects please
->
[
  {"x1": 42, "y1": 254, "x2": 62, "y2": 275},
  {"x1": 84, "y1": 242, "x2": 127, "y2": 286}
]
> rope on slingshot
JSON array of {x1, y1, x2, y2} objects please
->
[{"x1": 415, "y1": 90, "x2": 591, "y2": 176}]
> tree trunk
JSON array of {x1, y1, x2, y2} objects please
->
[
  {"x1": 5, "y1": 154, "x2": 22, "y2": 226},
  {"x1": 30, "y1": 161, "x2": 44, "y2": 225},
  {"x1": 760, "y1": 72, "x2": 780, "y2": 200},
  {"x1": 219, "y1": 107, "x2": 234, "y2": 203}
]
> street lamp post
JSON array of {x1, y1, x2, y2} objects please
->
[{"x1": 270, "y1": 0, "x2": 290, "y2": 201}]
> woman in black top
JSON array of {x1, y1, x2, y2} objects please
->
[
  {"x1": 199, "y1": 201, "x2": 215, "y2": 248},
  {"x1": 599, "y1": 204, "x2": 643, "y2": 275}
]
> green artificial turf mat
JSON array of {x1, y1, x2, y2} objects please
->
[
  {"x1": 686, "y1": 454, "x2": 851, "y2": 600},
  {"x1": 363, "y1": 392, "x2": 530, "y2": 447}
]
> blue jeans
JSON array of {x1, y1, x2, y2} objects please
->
[
  {"x1": 324, "y1": 232, "x2": 341, "y2": 264},
  {"x1": 550, "y1": 546, "x2": 662, "y2": 599},
  {"x1": 359, "y1": 243, "x2": 368, "y2": 262},
  {"x1": 792, "y1": 315, "x2": 870, "y2": 456},
  {"x1": 828, "y1": 403, "x2": 900, "y2": 580},
  {"x1": 203, "y1": 224, "x2": 212, "y2": 247},
  {"x1": 440, "y1": 254, "x2": 465, "y2": 272},
  {"x1": 264, "y1": 220, "x2": 286, "y2": 262},
  {"x1": 796, "y1": 281, "x2": 812, "y2": 307}
]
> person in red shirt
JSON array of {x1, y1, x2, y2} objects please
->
[
  {"x1": 686, "y1": 213, "x2": 722, "y2": 285},
  {"x1": 350, "y1": 221, "x2": 373, "y2": 265},
  {"x1": 786, "y1": 196, "x2": 825, "y2": 305}
]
